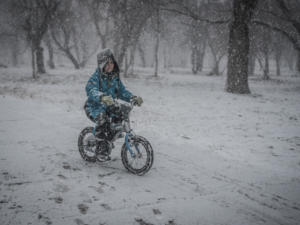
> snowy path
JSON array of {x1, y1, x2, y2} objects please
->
[{"x1": 1, "y1": 68, "x2": 300, "y2": 225}]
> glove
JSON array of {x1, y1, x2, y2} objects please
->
[
  {"x1": 131, "y1": 96, "x2": 143, "y2": 106},
  {"x1": 101, "y1": 95, "x2": 114, "y2": 106}
]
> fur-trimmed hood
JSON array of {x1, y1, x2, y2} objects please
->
[{"x1": 97, "y1": 48, "x2": 120, "y2": 74}]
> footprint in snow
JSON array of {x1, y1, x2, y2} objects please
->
[
  {"x1": 166, "y1": 219, "x2": 177, "y2": 225},
  {"x1": 55, "y1": 152, "x2": 67, "y2": 158},
  {"x1": 2, "y1": 171, "x2": 17, "y2": 181},
  {"x1": 74, "y1": 218, "x2": 88, "y2": 225},
  {"x1": 88, "y1": 185, "x2": 104, "y2": 194},
  {"x1": 62, "y1": 162, "x2": 71, "y2": 170},
  {"x1": 8, "y1": 202, "x2": 22, "y2": 209},
  {"x1": 53, "y1": 183, "x2": 70, "y2": 193},
  {"x1": 62, "y1": 162, "x2": 81, "y2": 171},
  {"x1": 39, "y1": 166, "x2": 46, "y2": 173},
  {"x1": 135, "y1": 218, "x2": 154, "y2": 225},
  {"x1": 152, "y1": 208, "x2": 161, "y2": 215},
  {"x1": 152, "y1": 208, "x2": 163, "y2": 220},
  {"x1": 98, "y1": 171, "x2": 116, "y2": 177},
  {"x1": 38, "y1": 213, "x2": 52, "y2": 225},
  {"x1": 101, "y1": 203, "x2": 112, "y2": 210},
  {"x1": 57, "y1": 174, "x2": 67, "y2": 179},
  {"x1": 78, "y1": 203, "x2": 89, "y2": 214},
  {"x1": 49, "y1": 196, "x2": 63, "y2": 204}
]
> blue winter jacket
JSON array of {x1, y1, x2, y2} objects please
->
[{"x1": 85, "y1": 68, "x2": 133, "y2": 120}]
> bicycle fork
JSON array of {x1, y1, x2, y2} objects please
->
[{"x1": 125, "y1": 133, "x2": 142, "y2": 158}]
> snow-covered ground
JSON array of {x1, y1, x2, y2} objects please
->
[{"x1": 0, "y1": 67, "x2": 300, "y2": 225}]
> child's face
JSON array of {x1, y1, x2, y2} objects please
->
[{"x1": 104, "y1": 58, "x2": 114, "y2": 73}]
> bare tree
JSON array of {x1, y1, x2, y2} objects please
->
[
  {"x1": 161, "y1": 0, "x2": 230, "y2": 75},
  {"x1": 252, "y1": 24, "x2": 272, "y2": 80},
  {"x1": 44, "y1": 31, "x2": 55, "y2": 69},
  {"x1": 248, "y1": 28, "x2": 257, "y2": 76},
  {"x1": 137, "y1": 42, "x2": 146, "y2": 67},
  {"x1": 0, "y1": 32, "x2": 21, "y2": 67},
  {"x1": 109, "y1": 0, "x2": 155, "y2": 76},
  {"x1": 0, "y1": 1, "x2": 23, "y2": 67},
  {"x1": 188, "y1": 19, "x2": 207, "y2": 74},
  {"x1": 282, "y1": 42, "x2": 296, "y2": 72},
  {"x1": 206, "y1": 23, "x2": 228, "y2": 76},
  {"x1": 50, "y1": 1, "x2": 80, "y2": 69},
  {"x1": 153, "y1": 6, "x2": 161, "y2": 77},
  {"x1": 253, "y1": 27, "x2": 286, "y2": 78},
  {"x1": 82, "y1": 0, "x2": 111, "y2": 49},
  {"x1": 253, "y1": 0, "x2": 300, "y2": 73},
  {"x1": 10, "y1": 0, "x2": 59, "y2": 78},
  {"x1": 50, "y1": 0, "x2": 99, "y2": 69},
  {"x1": 273, "y1": 33, "x2": 285, "y2": 76}
]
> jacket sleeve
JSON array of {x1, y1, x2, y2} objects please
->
[
  {"x1": 118, "y1": 79, "x2": 133, "y2": 102},
  {"x1": 85, "y1": 72, "x2": 103, "y2": 103}
]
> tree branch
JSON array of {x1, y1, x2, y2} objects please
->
[
  {"x1": 252, "y1": 20, "x2": 300, "y2": 51},
  {"x1": 160, "y1": 7, "x2": 229, "y2": 24},
  {"x1": 274, "y1": 0, "x2": 300, "y2": 34}
]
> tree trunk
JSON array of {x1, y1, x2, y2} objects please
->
[
  {"x1": 66, "y1": 50, "x2": 80, "y2": 69},
  {"x1": 103, "y1": 16, "x2": 109, "y2": 49},
  {"x1": 36, "y1": 46, "x2": 46, "y2": 74},
  {"x1": 117, "y1": 40, "x2": 129, "y2": 70},
  {"x1": 10, "y1": 36, "x2": 19, "y2": 67},
  {"x1": 12, "y1": 46, "x2": 18, "y2": 67},
  {"x1": 138, "y1": 43, "x2": 146, "y2": 67},
  {"x1": 124, "y1": 46, "x2": 135, "y2": 76},
  {"x1": 214, "y1": 59, "x2": 220, "y2": 76},
  {"x1": 197, "y1": 44, "x2": 205, "y2": 72},
  {"x1": 191, "y1": 45, "x2": 205, "y2": 74},
  {"x1": 154, "y1": 34, "x2": 159, "y2": 77},
  {"x1": 263, "y1": 48, "x2": 270, "y2": 80},
  {"x1": 209, "y1": 46, "x2": 220, "y2": 75},
  {"x1": 191, "y1": 48, "x2": 197, "y2": 74},
  {"x1": 124, "y1": 50, "x2": 129, "y2": 77},
  {"x1": 226, "y1": 20, "x2": 251, "y2": 93},
  {"x1": 154, "y1": 38, "x2": 159, "y2": 77},
  {"x1": 31, "y1": 45, "x2": 37, "y2": 79},
  {"x1": 209, "y1": 64, "x2": 220, "y2": 76},
  {"x1": 275, "y1": 51, "x2": 281, "y2": 76},
  {"x1": 33, "y1": 36, "x2": 46, "y2": 74},
  {"x1": 45, "y1": 33, "x2": 55, "y2": 69},
  {"x1": 154, "y1": 8, "x2": 160, "y2": 77},
  {"x1": 72, "y1": 27, "x2": 81, "y2": 64},
  {"x1": 129, "y1": 46, "x2": 136, "y2": 75},
  {"x1": 79, "y1": 41, "x2": 89, "y2": 68},
  {"x1": 248, "y1": 48, "x2": 255, "y2": 76},
  {"x1": 226, "y1": 0, "x2": 258, "y2": 94},
  {"x1": 297, "y1": 50, "x2": 300, "y2": 73}
]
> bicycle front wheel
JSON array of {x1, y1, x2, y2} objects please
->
[{"x1": 121, "y1": 135, "x2": 154, "y2": 175}]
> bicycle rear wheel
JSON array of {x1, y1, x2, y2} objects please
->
[{"x1": 78, "y1": 127, "x2": 97, "y2": 162}]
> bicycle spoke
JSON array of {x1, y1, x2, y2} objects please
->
[{"x1": 127, "y1": 143, "x2": 148, "y2": 170}]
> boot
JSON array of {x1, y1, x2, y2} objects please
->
[{"x1": 95, "y1": 113, "x2": 107, "y2": 138}]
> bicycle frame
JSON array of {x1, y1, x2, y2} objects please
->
[{"x1": 92, "y1": 100, "x2": 140, "y2": 157}]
